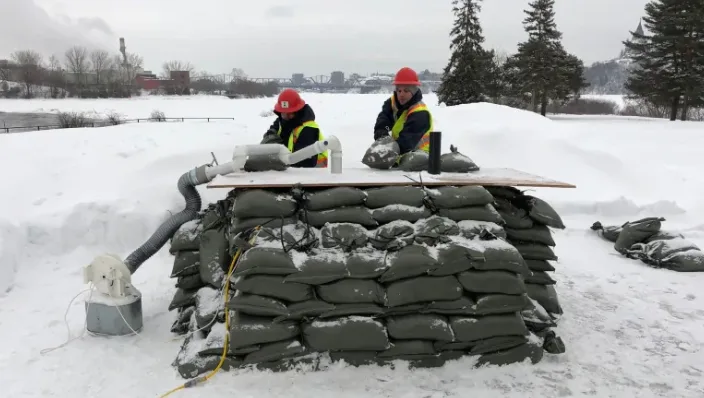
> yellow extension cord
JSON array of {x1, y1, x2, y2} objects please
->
[{"x1": 159, "y1": 227, "x2": 260, "y2": 397}]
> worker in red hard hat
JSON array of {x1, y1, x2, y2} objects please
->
[
  {"x1": 261, "y1": 88, "x2": 328, "y2": 168},
  {"x1": 373, "y1": 67, "x2": 434, "y2": 155}
]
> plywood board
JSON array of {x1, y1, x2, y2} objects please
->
[{"x1": 207, "y1": 167, "x2": 576, "y2": 189}]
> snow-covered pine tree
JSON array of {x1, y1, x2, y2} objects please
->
[
  {"x1": 503, "y1": 0, "x2": 585, "y2": 115},
  {"x1": 436, "y1": 0, "x2": 499, "y2": 106},
  {"x1": 623, "y1": 0, "x2": 704, "y2": 121}
]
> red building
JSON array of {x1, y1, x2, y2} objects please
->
[{"x1": 135, "y1": 70, "x2": 190, "y2": 93}]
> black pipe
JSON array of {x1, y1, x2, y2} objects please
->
[{"x1": 428, "y1": 131, "x2": 441, "y2": 175}]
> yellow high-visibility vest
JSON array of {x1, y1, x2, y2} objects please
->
[
  {"x1": 277, "y1": 120, "x2": 328, "y2": 167},
  {"x1": 390, "y1": 95, "x2": 434, "y2": 152}
]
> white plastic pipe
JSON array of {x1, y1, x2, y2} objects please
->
[{"x1": 204, "y1": 161, "x2": 236, "y2": 180}]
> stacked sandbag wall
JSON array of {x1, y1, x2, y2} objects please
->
[
  {"x1": 171, "y1": 185, "x2": 567, "y2": 378},
  {"x1": 591, "y1": 217, "x2": 704, "y2": 272}
]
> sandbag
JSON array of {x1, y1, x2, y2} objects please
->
[
  {"x1": 505, "y1": 225, "x2": 555, "y2": 247},
  {"x1": 318, "y1": 303, "x2": 385, "y2": 318},
  {"x1": 436, "y1": 335, "x2": 527, "y2": 354},
  {"x1": 590, "y1": 221, "x2": 622, "y2": 242},
  {"x1": 458, "y1": 220, "x2": 506, "y2": 239},
  {"x1": 614, "y1": 217, "x2": 665, "y2": 254},
  {"x1": 385, "y1": 276, "x2": 463, "y2": 307},
  {"x1": 346, "y1": 249, "x2": 388, "y2": 278},
  {"x1": 243, "y1": 339, "x2": 307, "y2": 365},
  {"x1": 473, "y1": 238, "x2": 528, "y2": 275},
  {"x1": 171, "y1": 251, "x2": 200, "y2": 278},
  {"x1": 233, "y1": 274, "x2": 314, "y2": 302},
  {"x1": 643, "y1": 230, "x2": 684, "y2": 243},
  {"x1": 426, "y1": 186, "x2": 493, "y2": 208},
  {"x1": 525, "y1": 196, "x2": 565, "y2": 229},
  {"x1": 371, "y1": 205, "x2": 432, "y2": 224},
  {"x1": 176, "y1": 274, "x2": 205, "y2": 290},
  {"x1": 320, "y1": 223, "x2": 369, "y2": 251},
  {"x1": 170, "y1": 306, "x2": 195, "y2": 335},
  {"x1": 316, "y1": 279, "x2": 386, "y2": 304},
  {"x1": 428, "y1": 242, "x2": 485, "y2": 276},
  {"x1": 629, "y1": 238, "x2": 704, "y2": 272},
  {"x1": 457, "y1": 270, "x2": 526, "y2": 295},
  {"x1": 493, "y1": 198, "x2": 533, "y2": 229},
  {"x1": 449, "y1": 312, "x2": 528, "y2": 342},
  {"x1": 284, "y1": 250, "x2": 349, "y2": 285},
  {"x1": 253, "y1": 222, "x2": 320, "y2": 252},
  {"x1": 232, "y1": 247, "x2": 298, "y2": 277},
  {"x1": 304, "y1": 206, "x2": 378, "y2": 228},
  {"x1": 370, "y1": 220, "x2": 415, "y2": 251},
  {"x1": 470, "y1": 294, "x2": 529, "y2": 316},
  {"x1": 362, "y1": 136, "x2": 400, "y2": 170},
  {"x1": 169, "y1": 287, "x2": 199, "y2": 311},
  {"x1": 524, "y1": 271, "x2": 556, "y2": 285},
  {"x1": 244, "y1": 155, "x2": 288, "y2": 172},
  {"x1": 398, "y1": 150, "x2": 429, "y2": 172},
  {"x1": 173, "y1": 332, "x2": 241, "y2": 378},
  {"x1": 232, "y1": 189, "x2": 298, "y2": 219},
  {"x1": 422, "y1": 296, "x2": 475, "y2": 316},
  {"x1": 273, "y1": 300, "x2": 336, "y2": 322},
  {"x1": 199, "y1": 228, "x2": 228, "y2": 288},
  {"x1": 170, "y1": 220, "x2": 202, "y2": 253},
  {"x1": 512, "y1": 242, "x2": 558, "y2": 261},
  {"x1": 649, "y1": 250, "x2": 704, "y2": 272},
  {"x1": 525, "y1": 259, "x2": 556, "y2": 272},
  {"x1": 521, "y1": 297, "x2": 556, "y2": 332},
  {"x1": 195, "y1": 286, "x2": 222, "y2": 329},
  {"x1": 379, "y1": 245, "x2": 440, "y2": 283},
  {"x1": 379, "y1": 340, "x2": 437, "y2": 358},
  {"x1": 301, "y1": 316, "x2": 390, "y2": 351},
  {"x1": 475, "y1": 341, "x2": 543, "y2": 367},
  {"x1": 436, "y1": 204, "x2": 505, "y2": 224},
  {"x1": 230, "y1": 216, "x2": 297, "y2": 236},
  {"x1": 364, "y1": 186, "x2": 426, "y2": 208},
  {"x1": 414, "y1": 216, "x2": 460, "y2": 245},
  {"x1": 197, "y1": 322, "x2": 256, "y2": 356},
  {"x1": 229, "y1": 312, "x2": 300, "y2": 348},
  {"x1": 525, "y1": 283, "x2": 562, "y2": 315},
  {"x1": 485, "y1": 186, "x2": 523, "y2": 200},
  {"x1": 439, "y1": 147, "x2": 480, "y2": 173},
  {"x1": 386, "y1": 314, "x2": 454, "y2": 341},
  {"x1": 303, "y1": 187, "x2": 367, "y2": 211},
  {"x1": 228, "y1": 293, "x2": 290, "y2": 317}
]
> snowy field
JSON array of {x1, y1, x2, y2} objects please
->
[{"x1": 1, "y1": 93, "x2": 703, "y2": 397}]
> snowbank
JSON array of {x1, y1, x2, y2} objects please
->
[{"x1": 1, "y1": 94, "x2": 703, "y2": 397}]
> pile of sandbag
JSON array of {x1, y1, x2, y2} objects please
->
[
  {"x1": 591, "y1": 217, "x2": 704, "y2": 272},
  {"x1": 362, "y1": 137, "x2": 480, "y2": 173},
  {"x1": 171, "y1": 184, "x2": 567, "y2": 378}
]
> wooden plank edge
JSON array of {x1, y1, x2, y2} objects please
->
[{"x1": 207, "y1": 180, "x2": 576, "y2": 189}]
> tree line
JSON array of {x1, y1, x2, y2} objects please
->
[{"x1": 437, "y1": 0, "x2": 704, "y2": 121}]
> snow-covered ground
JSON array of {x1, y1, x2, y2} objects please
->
[{"x1": 1, "y1": 93, "x2": 703, "y2": 397}]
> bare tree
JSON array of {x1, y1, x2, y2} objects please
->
[
  {"x1": 10, "y1": 50, "x2": 43, "y2": 98},
  {"x1": 230, "y1": 68, "x2": 247, "y2": 80},
  {"x1": 162, "y1": 60, "x2": 194, "y2": 78},
  {"x1": 45, "y1": 55, "x2": 66, "y2": 98},
  {"x1": 64, "y1": 46, "x2": 90, "y2": 91},
  {"x1": 0, "y1": 59, "x2": 12, "y2": 83},
  {"x1": 90, "y1": 49, "x2": 112, "y2": 85}
]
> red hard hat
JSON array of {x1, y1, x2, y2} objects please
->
[
  {"x1": 393, "y1": 67, "x2": 421, "y2": 86},
  {"x1": 274, "y1": 88, "x2": 305, "y2": 113}
]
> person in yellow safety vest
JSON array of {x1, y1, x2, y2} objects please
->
[
  {"x1": 260, "y1": 88, "x2": 328, "y2": 168},
  {"x1": 373, "y1": 67, "x2": 434, "y2": 155}
]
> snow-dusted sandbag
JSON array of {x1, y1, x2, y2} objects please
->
[
  {"x1": 303, "y1": 206, "x2": 378, "y2": 228},
  {"x1": 370, "y1": 220, "x2": 415, "y2": 251},
  {"x1": 379, "y1": 340, "x2": 437, "y2": 358},
  {"x1": 436, "y1": 335, "x2": 527, "y2": 354},
  {"x1": 362, "y1": 136, "x2": 400, "y2": 170},
  {"x1": 272, "y1": 300, "x2": 336, "y2": 322},
  {"x1": 170, "y1": 306, "x2": 195, "y2": 335},
  {"x1": 228, "y1": 294, "x2": 290, "y2": 317},
  {"x1": 469, "y1": 294, "x2": 529, "y2": 316},
  {"x1": 512, "y1": 242, "x2": 558, "y2": 261},
  {"x1": 413, "y1": 216, "x2": 460, "y2": 245},
  {"x1": 316, "y1": 279, "x2": 386, "y2": 305},
  {"x1": 525, "y1": 259, "x2": 555, "y2": 272},
  {"x1": 436, "y1": 204, "x2": 505, "y2": 224},
  {"x1": 171, "y1": 251, "x2": 200, "y2": 278},
  {"x1": 199, "y1": 228, "x2": 227, "y2": 288},
  {"x1": 526, "y1": 195, "x2": 566, "y2": 229},
  {"x1": 364, "y1": 186, "x2": 426, "y2": 208},
  {"x1": 318, "y1": 303, "x2": 385, "y2": 318},
  {"x1": 456, "y1": 270, "x2": 526, "y2": 295},
  {"x1": 385, "y1": 276, "x2": 463, "y2": 307},
  {"x1": 170, "y1": 220, "x2": 202, "y2": 253},
  {"x1": 521, "y1": 297, "x2": 557, "y2": 332},
  {"x1": 371, "y1": 204, "x2": 432, "y2": 224},
  {"x1": 493, "y1": 197, "x2": 533, "y2": 229},
  {"x1": 439, "y1": 146, "x2": 480, "y2": 173},
  {"x1": 421, "y1": 296, "x2": 475, "y2": 316},
  {"x1": 244, "y1": 154, "x2": 288, "y2": 172},
  {"x1": 386, "y1": 314, "x2": 454, "y2": 341},
  {"x1": 173, "y1": 332, "x2": 241, "y2": 378},
  {"x1": 590, "y1": 221, "x2": 622, "y2": 242},
  {"x1": 345, "y1": 249, "x2": 387, "y2": 278},
  {"x1": 449, "y1": 313, "x2": 528, "y2": 342},
  {"x1": 243, "y1": 339, "x2": 307, "y2": 365},
  {"x1": 175, "y1": 274, "x2": 205, "y2": 290},
  {"x1": 614, "y1": 217, "x2": 664, "y2": 254},
  {"x1": 525, "y1": 283, "x2": 562, "y2": 315},
  {"x1": 254, "y1": 222, "x2": 319, "y2": 251},
  {"x1": 475, "y1": 340, "x2": 543, "y2": 367},
  {"x1": 168, "y1": 287, "x2": 198, "y2": 311},
  {"x1": 426, "y1": 186, "x2": 493, "y2": 208},
  {"x1": 629, "y1": 238, "x2": 704, "y2": 272},
  {"x1": 194, "y1": 286, "x2": 222, "y2": 330},
  {"x1": 429, "y1": 242, "x2": 485, "y2": 276},
  {"x1": 232, "y1": 247, "x2": 298, "y2": 277},
  {"x1": 473, "y1": 238, "x2": 528, "y2": 275},
  {"x1": 643, "y1": 230, "x2": 685, "y2": 243},
  {"x1": 232, "y1": 275, "x2": 314, "y2": 302},
  {"x1": 302, "y1": 316, "x2": 390, "y2": 351},
  {"x1": 524, "y1": 271, "x2": 557, "y2": 285},
  {"x1": 505, "y1": 224, "x2": 555, "y2": 247},
  {"x1": 229, "y1": 312, "x2": 300, "y2": 348},
  {"x1": 397, "y1": 150, "x2": 429, "y2": 172},
  {"x1": 379, "y1": 245, "x2": 440, "y2": 283},
  {"x1": 303, "y1": 187, "x2": 367, "y2": 211},
  {"x1": 320, "y1": 223, "x2": 369, "y2": 251},
  {"x1": 458, "y1": 220, "x2": 506, "y2": 239},
  {"x1": 284, "y1": 249, "x2": 349, "y2": 285},
  {"x1": 232, "y1": 189, "x2": 298, "y2": 219},
  {"x1": 230, "y1": 216, "x2": 297, "y2": 235}
]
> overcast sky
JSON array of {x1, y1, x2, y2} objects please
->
[{"x1": 4, "y1": 0, "x2": 648, "y2": 77}]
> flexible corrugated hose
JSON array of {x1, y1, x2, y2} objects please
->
[{"x1": 124, "y1": 165, "x2": 210, "y2": 274}]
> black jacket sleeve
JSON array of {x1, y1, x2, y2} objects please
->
[
  {"x1": 373, "y1": 98, "x2": 394, "y2": 139},
  {"x1": 290, "y1": 126, "x2": 320, "y2": 168},
  {"x1": 260, "y1": 117, "x2": 282, "y2": 144},
  {"x1": 396, "y1": 110, "x2": 431, "y2": 154}
]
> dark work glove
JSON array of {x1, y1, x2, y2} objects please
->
[
  {"x1": 261, "y1": 131, "x2": 283, "y2": 145},
  {"x1": 373, "y1": 129, "x2": 389, "y2": 140}
]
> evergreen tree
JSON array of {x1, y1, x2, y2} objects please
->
[
  {"x1": 502, "y1": 0, "x2": 586, "y2": 115},
  {"x1": 623, "y1": 0, "x2": 704, "y2": 120},
  {"x1": 436, "y1": 0, "x2": 499, "y2": 106}
]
